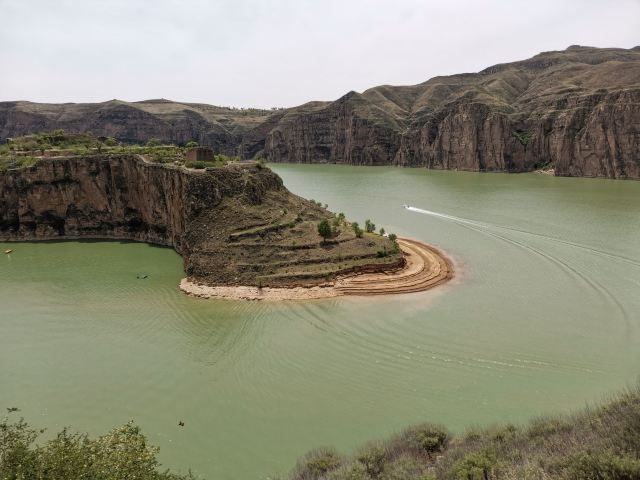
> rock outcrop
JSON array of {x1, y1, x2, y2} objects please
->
[
  {"x1": 253, "y1": 46, "x2": 640, "y2": 179},
  {"x1": 0, "y1": 99, "x2": 272, "y2": 156},
  {"x1": 2, "y1": 46, "x2": 639, "y2": 178},
  {"x1": 0, "y1": 156, "x2": 401, "y2": 286}
]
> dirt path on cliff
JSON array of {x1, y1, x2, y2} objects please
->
[{"x1": 179, "y1": 238, "x2": 454, "y2": 301}]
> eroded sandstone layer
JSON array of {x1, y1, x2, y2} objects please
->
[
  {"x1": 0, "y1": 155, "x2": 403, "y2": 287},
  {"x1": 252, "y1": 46, "x2": 640, "y2": 179},
  {"x1": 2, "y1": 46, "x2": 638, "y2": 178}
]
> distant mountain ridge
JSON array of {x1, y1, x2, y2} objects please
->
[{"x1": 2, "y1": 45, "x2": 639, "y2": 178}]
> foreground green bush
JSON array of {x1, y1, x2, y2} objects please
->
[{"x1": 0, "y1": 413, "x2": 193, "y2": 480}]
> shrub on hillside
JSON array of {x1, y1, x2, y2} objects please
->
[
  {"x1": 450, "y1": 450, "x2": 498, "y2": 480},
  {"x1": 291, "y1": 448, "x2": 343, "y2": 480},
  {"x1": 364, "y1": 220, "x2": 376, "y2": 233},
  {"x1": 318, "y1": 219, "x2": 333, "y2": 241},
  {"x1": 565, "y1": 451, "x2": 640, "y2": 480},
  {"x1": 388, "y1": 424, "x2": 450, "y2": 458},
  {"x1": 356, "y1": 443, "x2": 387, "y2": 478}
]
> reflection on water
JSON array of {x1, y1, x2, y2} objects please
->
[{"x1": 1, "y1": 166, "x2": 640, "y2": 479}]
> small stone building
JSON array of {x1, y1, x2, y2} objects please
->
[{"x1": 185, "y1": 146, "x2": 214, "y2": 162}]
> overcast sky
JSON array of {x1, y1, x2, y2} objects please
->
[{"x1": 1, "y1": 0, "x2": 638, "y2": 108}]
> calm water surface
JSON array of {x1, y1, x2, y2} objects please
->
[{"x1": 1, "y1": 165, "x2": 640, "y2": 479}]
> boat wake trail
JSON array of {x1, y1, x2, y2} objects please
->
[
  {"x1": 406, "y1": 207, "x2": 489, "y2": 229},
  {"x1": 405, "y1": 205, "x2": 634, "y2": 333},
  {"x1": 405, "y1": 206, "x2": 640, "y2": 268}
]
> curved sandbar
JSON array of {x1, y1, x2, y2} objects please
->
[{"x1": 179, "y1": 238, "x2": 454, "y2": 301}]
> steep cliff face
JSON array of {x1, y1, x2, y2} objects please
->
[
  {"x1": 0, "y1": 156, "x2": 401, "y2": 286},
  {"x1": 2, "y1": 46, "x2": 638, "y2": 178},
  {"x1": 254, "y1": 46, "x2": 640, "y2": 179},
  {"x1": 0, "y1": 156, "x2": 187, "y2": 247},
  {"x1": 0, "y1": 100, "x2": 271, "y2": 155},
  {"x1": 262, "y1": 93, "x2": 403, "y2": 165}
]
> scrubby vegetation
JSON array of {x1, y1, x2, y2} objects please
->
[
  {"x1": 512, "y1": 130, "x2": 533, "y2": 147},
  {"x1": 0, "y1": 130, "x2": 240, "y2": 171},
  {"x1": 277, "y1": 386, "x2": 640, "y2": 480},
  {"x1": 0, "y1": 410, "x2": 194, "y2": 479},
  {"x1": 5, "y1": 389, "x2": 638, "y2": 480},
  {"x1": 317, "y1": 219, "x2": 333, "y2": 241},
  {"x1": 364, "y1": 220, "x2": 376, "y2": 234}
]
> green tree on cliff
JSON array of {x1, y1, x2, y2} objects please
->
[
  {"x1": 318, "y1": 219, "x2": 333, "y2": 242},
  {"x1": 364, "y1": 219, "x2": 376, "y2": 233}
]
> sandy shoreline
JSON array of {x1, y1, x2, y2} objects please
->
[{"x1": 179, "y1": 238, "x2": 454, "y2": 301}]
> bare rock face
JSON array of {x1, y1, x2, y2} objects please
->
[
  {"x1": 262, "y1": 92, "x2": 402, "y2": 165},
  {"x1": 0, "y1": 100, "x2": 272, "y2": 156},
  {"x1": 2, "y1": 46, "x2": 638, "y2": 178},
  {"x1": 253, "y1": 46, "x2": 640, "y2": 179},
  {"x1": 0, "y1": 156, "x2": 188, "y2": 247},
  {"x1": 0, "y1": 156, "x2": 401, "y2": 286}
]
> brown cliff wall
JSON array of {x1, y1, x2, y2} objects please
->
[
  {"x1": 392, "y1": 89, "x2": 640, "y2": 178},
  {"x1": 3, "y1": 47, "x2": 638, "y2": 179},
  {"x1": 0, "y1": 156, "x2": 188, "y2": 248},
  {"x1": 256, "y1": 47, "x2": 640, "y2": 179},
  {"x1": 260, "y1": 88, "x2": 640, "y2": 179},
  {"x1": 263, "y1": 93, "x2": 402, "y2": 165},
  {"x1": 0, "y1": 156, "x2": 286, "y2": 284}
]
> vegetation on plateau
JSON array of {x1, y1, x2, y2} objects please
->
[
  {"x1": 0, "y1": 410, "x2": 194, "y2": 479},
  {"x1": 0, "y1": 130, "x2": 240, "y2": 171},
  {"x1": 276, "y1": 386, "x2": 640, "y2": 480}
]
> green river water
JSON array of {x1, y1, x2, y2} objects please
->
[{"x1": 1, "y1": 165, "x2": 640, "y2": 479}]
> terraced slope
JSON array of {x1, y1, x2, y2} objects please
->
[{"x1": 335, "y1": 239, "x2": 452, "y2": 295}]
